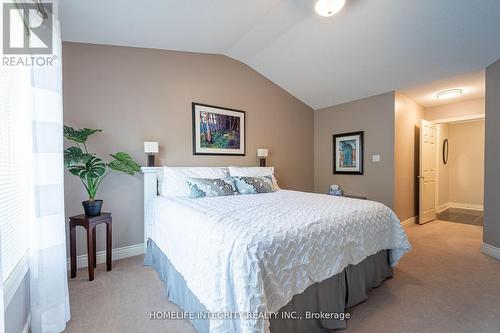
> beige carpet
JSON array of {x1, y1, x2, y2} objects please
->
[{"x1": 64, "y1": 221, "x2": 500, "y2": 333}]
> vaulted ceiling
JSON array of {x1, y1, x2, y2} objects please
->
[{"x1": 59, "y1": 0, "x2": 500, "y2": 109}]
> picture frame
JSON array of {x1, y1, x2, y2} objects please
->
[
  {"x1": 192, "y1": 102, "x2": 246, "y2": 156},
  {"x1": 333, "y1": 131, "x2": 364, "y2": 174}
]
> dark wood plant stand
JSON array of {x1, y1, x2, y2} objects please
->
[{"x1": 69, "y1": 213, "x2": 112, "y2": 281}]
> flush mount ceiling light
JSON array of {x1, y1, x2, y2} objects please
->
[
  {"x1": 315, "y1": 0, "x2": 346, "y2": 17},
  {"x1": 436, "y1": 88, "x2": 463, "y2": 99}
]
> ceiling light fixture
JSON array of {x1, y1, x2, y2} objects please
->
[
  {"x1": 436, "y1": 89, "x2": 463, "y2": 99},
  {"x1": 315, "y1": 0, "x2": 346, "y2": 17}
]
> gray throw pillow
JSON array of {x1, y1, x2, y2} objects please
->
[
  {"x1": 186, "y1": 177, "x2": 239, "y2": 198},
  {"x1": 233, "y1": 176, "x2": 275, "y2": 194}
]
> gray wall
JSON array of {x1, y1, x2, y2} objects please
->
[
  {"x1": 62, "y1": 42, "x2": 314, "y2": 256},
  {"x1": 314, "y1": 92, "x2": 395, "y2": 209},
  {"x1": 394, "y1": 92, "x2": 424, "y2": 221},
  {"x1": 484, "y1": 59, "x2": 500, "y2": 248},
  {"x1": 4, "y1": 272, "x2": 30, "y2": 333}
]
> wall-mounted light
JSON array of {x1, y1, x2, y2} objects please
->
[
  {"x1": 315, "y1": 0, "x2": 346, "y2": 17},
  {"x1": 436, "y1": 89, "x2": 463, "y2": 100},
  {"x1": 144, "y1": 142, "x2": 159, "y2": 167},
  {"x1": 257, "y1": 148, "x2": 269, "y2": 167}
]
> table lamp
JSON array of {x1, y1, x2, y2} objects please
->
[
  {"x1": 144, "y1": 142, "x2": 159, "y2": 167},
  {"x1": 257, "y1": 148, "x2": 269, "y2": 167}
]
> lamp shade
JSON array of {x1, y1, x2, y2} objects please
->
[
  {"x1": 144, "y1": 142, "x2": 159, "y2": 153},
  {"x1": 257, "y1": 148, "x2": 269, "y2": 157}
]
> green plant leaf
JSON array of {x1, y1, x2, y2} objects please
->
[
  {"x1": 63, "y1": 126, "x2": 102, "y2": 143},
  {"x1": 62, "y1": 126, "x2": 139, "y2": 200},
  {"x1": 68, "y1": 165, "x2": 86, "y2": 177},
  {"x1": 108, "y1": 152, "x2": 141, "y2": 175},
  {"x1": 84, "y1": 156, "x2": 106, "y2": 178},
  {"x1": 67, "y1": 157, "x2": 105, "y2": 179},
  {"x1": 64, "y1": 146, "x2": 93, "y2": 167}
]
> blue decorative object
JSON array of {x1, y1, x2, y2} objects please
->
[
  {"x1": 328, "y1": 184, "x2": 343, "y2": 196},
  {"x1": 233, "y1": 176, "x2": 275, "y2": 194},
  {"x1": 186, "y1": 177, "x2": 239, "y2": 198}
]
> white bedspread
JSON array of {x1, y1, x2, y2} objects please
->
[{"x1": 146, "y1": 190, "x2": 411, "y2": 333}]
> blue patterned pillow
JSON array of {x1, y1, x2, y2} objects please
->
[
  {"x1": 186, "y1": 177, "x2": 239, "y2": 198},
  {"x1": 233, "y1": 176, "x2": 275, "y2": 195}
]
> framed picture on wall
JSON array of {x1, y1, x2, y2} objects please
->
[
  {"x1": 192, "y1": 102, "x2": 246, "y2": 155},
  {"x1": 333, "y1": 131, "x2": 364, "y2": 174}
]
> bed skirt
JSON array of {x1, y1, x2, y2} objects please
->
[{"x1": 144, "y1": 240, "x2": 393, "y2": 333}]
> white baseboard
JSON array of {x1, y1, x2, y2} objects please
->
[
  {"x1": 22, "y1": 312, "x2": 31, "y2": 333},
  {"x1": 66, "y1": 243, "x2": 145, "y2": 270},
  {"x1": 437, "y1": 202, "x2": 450, "y2": 213},
  {"x1": 449, "y1": 202, "x2": 483, "y2": 211},
  {"x1": 437, "y1": 202, "x2": 483, "y2": 212},
  {"x1": 401, "y1": 216, "x2": 417, "y2": 226},
  {"x1": 482, "y1": 242, "x2": 500, "y2": 261}
]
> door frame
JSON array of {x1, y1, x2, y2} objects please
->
[{"x1": 429, "y1": 114, "x2": 485, "y2": 216}]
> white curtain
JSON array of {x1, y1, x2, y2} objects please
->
[
  {"x1": 29, "y1": 4, "x2": 71, "y2": 333},
  {"x1": 29, "y1": 18, "x2": 71, "y2": 333},
  {"x1": 0, "y1": 37, "x2": 33, "y2": 333},
  {"x1": 0, "y1": 1, "x2": 69, "y2": 332},
  {"x1": 0, "y1": 238, "x2": 3, "y2": 333}
]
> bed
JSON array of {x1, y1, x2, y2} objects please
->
[{"x1": 142, "y1": 167, "x2": 411, "y2": 333}]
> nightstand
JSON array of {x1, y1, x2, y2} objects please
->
[{"x1": 69, "y1": 213, "x2": 112, "y2": 281}]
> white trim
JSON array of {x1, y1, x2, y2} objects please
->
[
  {"x1": 431, "y1": 114, "x2": 485, "y2": 124},
  {"x1": 447, "y1": 118, "x2": 485, "y2": 125},
  {"x1": 437, "y1": 201, "x2": 483, "y2": 212},
  {"x1": 439, "y1": 202, "x2": 484, "y2": 212},
  {"x1": 482, "y1": 242, "x2": 500, "y2": 261},
  {"x1": 401, "y1": 216, "x2": 417, "y2": 226},
  {"x1": 22, "y1": 312, "x2": 31, "y2": 333},
  {"x1": 434, "y1": 124, "x2": 440, "y2": 216},
  {"x1": 437, "y1": 202, "x2": 451, "y2": 213},
  {"x1": 3, "y1": 250, "x2": 29, "y2": 308},
  {"x1": 66, "y1": 243, "x2": 144, "y2": 270},
  {"x1": 449, "y1": 202, "x2": 483, "y2": 211}
]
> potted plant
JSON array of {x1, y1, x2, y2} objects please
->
[{"x1": 63, "y1": 126, "x2": 141, "y2": 216}]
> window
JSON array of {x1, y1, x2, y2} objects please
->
[{"x1": 0, "y1": 66, "x2": 32, "y2": 283}]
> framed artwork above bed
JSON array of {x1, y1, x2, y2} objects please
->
[
  {"x1": 333, "y1": 131, "x2": 364, "y2": 175},
  {"x1": 192, "y1": 102, "x2": 246, "y2": 156}
]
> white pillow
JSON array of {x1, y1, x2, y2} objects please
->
[
  {"x1": 228, "y1": 166, "x2": 280, "y2": 190},
  {"x1": 159, "y1": 167, "x2": 229, "y2": 197}
]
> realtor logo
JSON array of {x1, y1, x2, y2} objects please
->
[{"x1": 2, "y1": 1, "x2": 53, "y2": 54}]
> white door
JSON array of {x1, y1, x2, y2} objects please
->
[{"x1": 419, "y1": 120, "x2": 437, "y2": 224}]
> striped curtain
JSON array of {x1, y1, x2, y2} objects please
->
[
  {"x1": 0, "y1": 239, "x2": 3, "y2": 333},
  {"x1": 29, "y1": 13, "x2": 71, "y2": 333},
  {"x1": 0, "y1": 45, "x2": 32, "y2": 333}
]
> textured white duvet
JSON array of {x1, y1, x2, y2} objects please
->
[{"x1": 146, "y1": 190, "x2": 411, "y2": 333}]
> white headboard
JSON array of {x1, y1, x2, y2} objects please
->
[{"x1": 141, "y1": 167, "x2": 163, "y2": 250}]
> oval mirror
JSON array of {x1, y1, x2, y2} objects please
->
[{"x1": 443, "y1": 139, "x2": 449, "y2": 164}]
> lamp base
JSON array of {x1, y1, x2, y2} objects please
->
[
  {"x1": 147, "y1": 154, "x2": 155, "y2": 167},
  {"x1": 259, "y1": 158, "x2": 266, "y2": 167}
]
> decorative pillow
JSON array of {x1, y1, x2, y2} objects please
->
[
  {"x1": 233, "y1": 176, "x2": 275, "y2": 195},
  {"x1": 228, "y1": 166, "x2": 280, "y2": 190},
  {"x1": 186, "y1": 177, "x2": 239, "y2": 198},
  {"x1": 159, "y1": 167, "x2": 229, "y2": 197}
]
